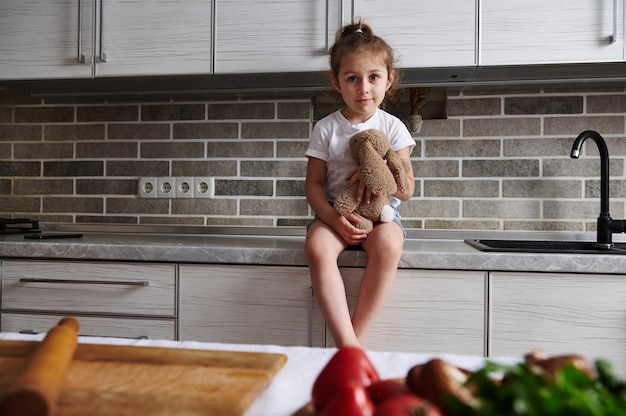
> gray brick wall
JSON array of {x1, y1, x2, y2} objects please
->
[{"x1": 1, "y1": 87, "x2": 625, "y2": 231}]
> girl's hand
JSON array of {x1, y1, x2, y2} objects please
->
[
  {"x1": 332, "y1": 214, "x2": 368, "y2": 245},
  {"x1": 345, "y1": 168, "x2": 372, "y2": 204}
]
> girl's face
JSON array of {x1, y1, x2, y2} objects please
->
[{"x1": 331, "y1": 51, "x2": 393, "y2": 124}]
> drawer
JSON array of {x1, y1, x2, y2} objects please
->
[
  {"x1": 1, "y1": 313, "x2": 176, "y2": 340},
  {"x1": 1, "y1": 260, "x2": 176, "y2": 317}
]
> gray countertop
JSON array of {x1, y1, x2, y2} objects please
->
[{"x1": 3, "y1": 225, "x2": 626, "y2": 274}]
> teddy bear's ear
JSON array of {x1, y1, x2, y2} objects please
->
[{"x1": 385, "y1": 149, "x2": 411, "y2": 192}]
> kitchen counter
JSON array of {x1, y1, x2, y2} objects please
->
[
  {"x1": 4, "y1": 228, "x2": 626, "y2": 274},
  {"x1": 0, "y1": 332, "x2": 518, "y2": 416},
  {"x1": 3, "y1": 226, "x2": 626, "y2": 274}
]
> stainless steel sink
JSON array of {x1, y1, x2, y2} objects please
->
[{"x1": 464, "y1": 239, "x2": 626, "y2": 254}]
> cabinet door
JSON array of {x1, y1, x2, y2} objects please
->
[
  {"x1": 324, "y1": 268, "x2": 486, "y2": 354},
  {"x1": 179, "y1": 265, "x2": 325, "y2": 347},
  {"x1": 1, "y1": 260, "x2": 176, "y2": 317},
  {"x1": 1, "y1": 313, "x2": 176, "y2": 340},
  {"x1": 95, "y1": 0, "x2": 212, "y2": 77},
  {"x1": 481, "y1": 0, "x2": 624, "y2": 65},
  {"x1": 353, "y1": 0, "x2": 477, "y2": 67},
  {"x1": 0, "y1": 0, "x2": 94, "y2": 80},
  {"x1": 214, "y1": 0, "x2": 338, "y2": 73},
  {"x1": 490, "y1": 272, "x2": 626, "y2": 377}
]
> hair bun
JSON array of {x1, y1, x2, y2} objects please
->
[{"x1": 338, "y1": 20, "x2": 374, "y2": 40}]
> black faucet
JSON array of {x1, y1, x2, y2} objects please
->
[{"x1": 570, "y1": 130, "x2": 626, "y2": 249}]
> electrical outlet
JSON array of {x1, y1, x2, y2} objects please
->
[
  {"x1": 157, "y1": 177, "x2": 176, "y2": 198},
  {"x1": 176, "y1": 177, "x2": 195, "y2": 198},
  {"x1": 138, "y1": 177, "x2": 158, "y2": 198},
  {"x1": 194, "y1": 177, "x2": 214, "y2": 198}
]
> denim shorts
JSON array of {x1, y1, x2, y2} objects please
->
[{"x1": 307, "y1": 202, "x2": 406, "y2": 238}]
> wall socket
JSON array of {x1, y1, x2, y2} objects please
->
[
  {"x1": 157, "y1": 177, "x2": 176, "y2": 198},
  {"x1": 176, "y1": 177, "x2": 195, "y2": 198},
  {"x1": 138, "y1": 177, "x2": 214, "y2": 199},
  {"x1": 195, "y1": 177, "x2": 215, "y2": 199},
  {"x1": 138, "y1": 177, "x2": 158, "y2": 198}
]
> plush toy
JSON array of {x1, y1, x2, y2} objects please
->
[{"x1": 334, "y1": 129, "x2": 411, "y2": 232}]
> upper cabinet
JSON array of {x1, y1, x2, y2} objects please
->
[
  {"x1": 0, "y1": 0, "x2": 93, "y2": 80},
  {"x1": 95, "y1": 0, "x2": 212, "y2": 77},
  {"x1": 0, "y1": 0, "x2": 212, "y2": 80},
  {"x1": 352, "y1": 0, "x2": 477, "y2": 68},
  {"x1": 0, "y1": 1, "x2": 624, "y2": 85},
  {"x1": 480, "y1": 0, "x2": 624, "y2": 65},
  {"x1": 214, "y1": 0, "x2": 336, "y2": 73},
  {"x1": 214, "y1": 0, "x2": 476, "y2": 74}
]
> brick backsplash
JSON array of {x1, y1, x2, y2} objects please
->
[{"x1": 1, "y1": 87, "x2": 626, "y2": 232}]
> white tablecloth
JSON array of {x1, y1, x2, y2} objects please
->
[{"x1": 0, "y1": 332, "x2": 518, "y2": 416}]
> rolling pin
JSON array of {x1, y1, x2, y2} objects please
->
[{"x1": 0, "y1": 317, "x2": 80, "y2": 416}]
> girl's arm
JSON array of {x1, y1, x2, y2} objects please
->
[
  {"x1": 393, "y1": 146, "x2": 415, "y2": 201},
  {"x1": 304, "y1": 157, "x2": 336, "y2": 223}
]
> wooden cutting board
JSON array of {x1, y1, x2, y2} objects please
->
[{"x1": 0, "y1": 340, "x2": 287, "y2": 416}]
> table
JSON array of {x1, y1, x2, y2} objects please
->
[{"x1": 0, "y1": 332, "x2": 518, "y2": 416}]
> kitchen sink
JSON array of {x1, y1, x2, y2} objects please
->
[{"x1": 464, "y1": 239, "x2": 626, "y2": 254}]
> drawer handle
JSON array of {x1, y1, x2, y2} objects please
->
[
  {"x1": 19, "y1": 278, "x2": 150, "y2": 287},
  {"x1": 19, "y1": 329, "x2": 149, "y2": 340},
  {"x1": 609, "y1": 0, "x2": 618, "y2": 44}
]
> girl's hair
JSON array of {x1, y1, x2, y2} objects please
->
[{"x1": 329, "y1": 20, "x2": 399, "y2": 94}]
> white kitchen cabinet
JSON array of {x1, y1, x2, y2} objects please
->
[
  {"x1": 214, "y1": 0, "x2": 341, "y2": 73},
  {"x1": 490, "y1": 271, "x2": 626, "y2": 377},
  {"x1": 215, "y1": 0, "x2": 476, "y2": 73},
  {"x1": 0, "y1": 0, "x2": 94, "y2": 80},
  {"x1": 0, "y1": 0, "x2": 212, "y2": 80},
  {"x1": 353, "y1": 0, "x2": 477, "y2": 67},
  {"x1": 95, "y1": 0, "x2": 212, "y2": 77},
  {"x1": 179, "y1": 264, "x2": 325, "y2": 347},
  {"x1": 480, "y1": 0, "x2": 624, "y2": 65},
  {"x1": 323, "y1": 268, "x2": 486, "y2": 355},
  {"x1": 1, "y1": 313, "x2": 175, "y2": 340},
  {"x1": 0, "y1": 260, "x2": 177, "y2": 339}
]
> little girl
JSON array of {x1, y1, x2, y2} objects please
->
[{"x1": 305, "y1": 20, "x2": 416, "y2": 348}]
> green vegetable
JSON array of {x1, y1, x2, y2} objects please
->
[{"x1": 444, "y1": 359, "x2": 626, "y2": 415}]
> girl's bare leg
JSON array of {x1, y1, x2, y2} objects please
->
[
  {"x1": 352, "y1": 221, "x2": 404, "y2": 345},
  {"x1": 305, "y1": 221, "x2": 361, "y2": 347}
]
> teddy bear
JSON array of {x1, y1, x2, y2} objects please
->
[{"x1": 334, "y1": 129, "x2": 411, "y2": 233}]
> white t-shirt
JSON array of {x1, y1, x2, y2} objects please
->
[{"x1": 305, "y1": 108, "x2": 415, "y2": 207}]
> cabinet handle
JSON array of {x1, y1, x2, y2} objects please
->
[
  {"x1": 349, "y1": 0, "x2": 354, "y2": 23},
  {"x1": 325, "y1": 0, "x2": 329, "y2": 50},
  {"x1": 98, "y1": 0, "x2": 108, "y2": 62},
  {"x1": 339, "y1": 0, "x2": 344, "y2": 27},
  {"x1": 77, "y1": 0, "x2": 86, "y2": 63},
  {"x1": 18, "y1": 329, "x2": 149, "y2": 340},
  {"x1": 326, "y1": 0, "x2": 350, "y2": 51},
  {"x1": 19, "y1": 278, "x2": 150, "y2": 287},
  {"x1": 609, "y1": 0, "x2": 618, "y2": 44},
  {"x1": 211, "y1": 0, "x2": 216, "y2": 73},
  {"x1": 82, "y1": 333, "x2": 150, "y2": 340}
]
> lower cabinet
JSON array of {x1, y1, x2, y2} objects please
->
[
  {"x1": 179, "y1": 264, "x2": 325, "y2": 347},
  {"x1": 0, "y1": 259, "x2": 177, "y2": 340},
  {"x1": 326, "y1": 268, "x2": 487, "y2": 355},
  {"x1": 1, "y1": 313, "x2": 175, "y2": 340},
  {"x1": 179, "y1": 265, "x2": 486, "y2": 353},
  {"x1": 490, "y1": 271, "x2": 626, "y2": 376},
  {"x1": 5, "y1": 257, "x2": 623, "y2": 370}
]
